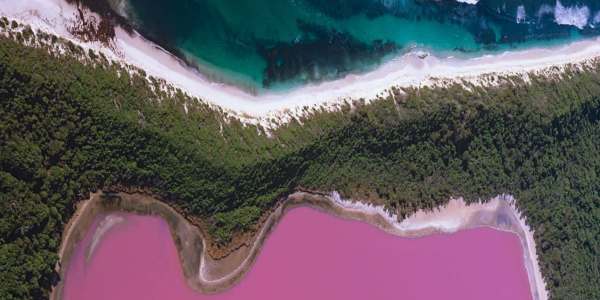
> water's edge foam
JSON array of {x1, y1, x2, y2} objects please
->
[{"x1": 52, "y1": 191, "x2": 548, "y2": 300}]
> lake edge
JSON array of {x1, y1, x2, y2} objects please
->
[{"x1": 51, "y1": 190, "x2": 547, "y2": 300}]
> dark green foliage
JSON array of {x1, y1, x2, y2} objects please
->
[
  {"x1": 0, "y1": 30, "x2": 599, "y2": 300},
  {"x1": 212, "y1": 206, "x2": 261, "y2": 243}
]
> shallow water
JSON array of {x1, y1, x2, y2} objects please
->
[
  {"x1": 110, "y1": 0, "x2": 600, "y2": 90},
  {"x1": 63, "y1": 207, "x2": 532, "y2": 300}
]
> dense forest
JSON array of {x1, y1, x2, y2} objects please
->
[{"x1": 0, "y1": 20, "x2": 599, "y2": 299}]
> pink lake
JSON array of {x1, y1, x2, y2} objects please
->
[{"x1": 63, "y1": 207, "x2": 532, "y2": 300}]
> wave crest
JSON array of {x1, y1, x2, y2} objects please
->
[
  {"x1": 554, "y1": 0, "x2": 590, "y2": 29},
  {"x1": 453, "y1": 0, "x2": 479, "y2": 5},
  {"x1": 516, "y1": 5, "x2": 527, "y2": 24}
]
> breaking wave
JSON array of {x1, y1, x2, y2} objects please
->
[
  {"x1": 554, "y1": 0, "x2": 590, "y2": 29},
  {"x1": 454, "y1": 0, "x2": 479, "y2": 5},
  {"x1": 516, "y1": 5, "x2": 527, "y2": 24}
]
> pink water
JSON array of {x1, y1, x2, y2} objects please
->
[{"x1": 63, "y1": 207, "x2": 532, "y2": 300}]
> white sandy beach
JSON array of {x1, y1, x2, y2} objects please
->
[
  {"x1": 87, "y1": 214, "x2": 124, "y2": 260},
  {"x1": 3, "y1": 0, "x2": 600, "y2": 127}
]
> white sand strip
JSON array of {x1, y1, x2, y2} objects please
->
[
  {"x1": 86, "y1": 214, "x2": 125, "y2": 261},
  {"x1": 2, "y1": 0, "x2": 600, "y2": 128}
]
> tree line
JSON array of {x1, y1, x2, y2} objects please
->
[{"x1": 0, "y1": 24, "x2": 598, "y2": 299}]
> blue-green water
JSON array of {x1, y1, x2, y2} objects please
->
[{"x1": 110, "y1": 0, "x2": 600, "y2": 91}]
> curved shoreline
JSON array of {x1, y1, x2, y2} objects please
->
[
  {"x1": 2, "y1": 0, "x2": 600, "y2": 128},
  {"x1": 52, "y1": 191, "x2": 548, "y2": 300}
]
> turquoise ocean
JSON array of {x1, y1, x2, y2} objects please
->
[{"x1": 108, "y1": 0, "x2": 600, "y2": 92}]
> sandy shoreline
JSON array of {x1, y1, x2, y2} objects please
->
[
  {"x1": 328, "y1": 192, "x2": 548, "y2": 300},
  {"x1": 52, "y1": 191, "x2": 548, "y2": 300},
  {"x1": 2, "y1": 0, "x2": 600, "y2": 127}
]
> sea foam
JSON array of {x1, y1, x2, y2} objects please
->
[
  {"x1": 554, "y1": 0, "x2": 590, "y2": 29},
  {"x1": 537, "y1": 4, "x2": 555, "y2": 19},
  {"x1": 454, "y1": 0, "x2": 479, "y2": 4},
  {"x1": 516, "y1": 5, "x2": 527, "y2": 24},
  {"x1": 594, "y1": 11, "x2": 600, "y2": 24}
]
